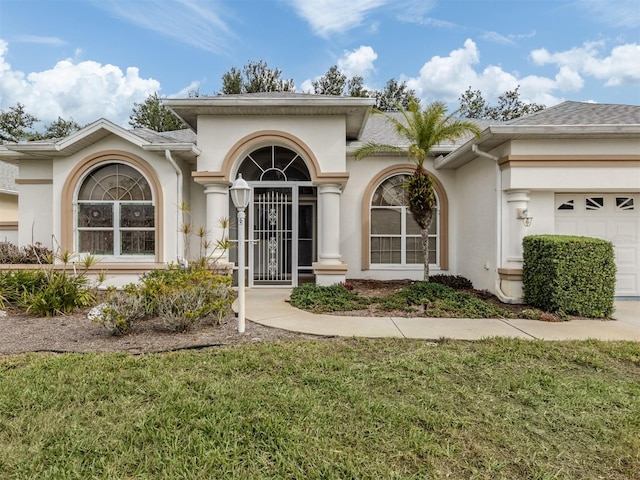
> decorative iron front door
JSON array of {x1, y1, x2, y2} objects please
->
[{"x1": 250, "y1": 187, "x2": 294, "y2": 286}]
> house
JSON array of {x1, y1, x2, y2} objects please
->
[
  {"x1": 1, "y1": 95, "x2": 638, "y2": 300},
  {"x1": 0, "y1": 160, "x2": 18, "y2": 244}
]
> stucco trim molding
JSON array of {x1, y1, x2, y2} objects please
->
[
  {"x1": 60, "y1": 150, "x2": 164, "y2": 262},
  {"x1": 497, "y1": 267, "x2": 523, "y2": 281},
  {"x1": 360, "y1": 164, "x2": 449, "y2": 271},
  {"x1": 15, "y1": 178, "x2": 53, "y2": 184},
  {"x1": 312, "y1": 262, "x2": 348, "y2": 275},
  {"x1": 0, "y1": 221, "x2": 18, "y2": 230},
  {"x1": 498, "y1": 154, "x2": 640, "y2": 170}
]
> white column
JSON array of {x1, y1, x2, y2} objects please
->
[
  {"x1": 204, "y1": 183, "x2": 230, "y2": 263},
  {"x1": 317, "y1": 183, "x2": 343, "y2": 265},
  {"x1": 505, "y1": 190, "x2": 530, "y2": 266},
  {"x1": 313, "y1": 183, "x2": 347, "y2": 286}
]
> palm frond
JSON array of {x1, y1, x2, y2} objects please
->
[{"x1": 352, "y1": 142, "x2": 405, "y2": 160}]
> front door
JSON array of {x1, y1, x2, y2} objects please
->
[
  {"x1": 233, "y1": 144, "x2": 317, "y2": 287},
  {"x1": 248, "y1": 186, "x2": 316, "y2": 287},
  {"x1": 251, "y1": 187, "x2": 294, "y2": 286}
]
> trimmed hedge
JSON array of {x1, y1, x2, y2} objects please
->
[{"x1": 522, "y1": 235, "x2": 616, "y2": 318}]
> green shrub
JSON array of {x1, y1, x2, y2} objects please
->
[
  {"x1": 380, "y1": 281, "x2": 511, "y2": 318},
  {"x1": 523, "y1": 235, "x2": 616, "y2": 318},
  {"x1": 19, "y1": 271, "x2": 96, "y2": 316},
  {"x1": 94, "y1": 265, "x2": 234, "y2": 334},
  {"x1": 93, "y1": 286, "x2": 148, "y2": 336},
  {"x1": 429, "y1": 274, "x2": 474, "y2": 290},
  {"x1": 290, "y1": 283, "x2": 372, "y2": 313}
]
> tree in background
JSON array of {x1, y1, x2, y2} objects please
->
[
  {"x1": 459, "y1": 86, "x2": 546, "y2": 120},
  {"x1": 312, "y1": 65, "x2": 369, "y2": 97},
  {"x1": 0, "y1": 104, "x2": 81, "y2": 142},
  {"x1": 373, "y1": 79, "x2": 420, "y2": 112},
  {"x1": 221, "y1": 60, "x2": 295, "y2": 94},
  {"x1": 43, "y1": 117, "x2": 81, "y2": 139},
  {"x1": 129, "y1": 93, "x2": 186, "y2": 132},
  {"x1": 0, "y1": 104, "x2": 40, "y2": 142},
  {"x1": 354, "y1": 101, "x2": 481, "y2": 280}
]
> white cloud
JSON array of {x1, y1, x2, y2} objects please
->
[
  {"x1": 404, "y1": 37, "x2": 640, "y2": 109},
  {"x1": 531, "y1": 41, "x2": 640, "y2": 87},
  {"x1": 0, "y1": 40, "x2": 160, "y2": 127},
  {"x1": 13, "y1": 35, "x2": 67, "y2": 47},
  {"x1": 337, "y1": 46, "x2": 378, "y2": 78},
  {"x1": 285, "y1": 0, "x2": 388, "y2": 37},
  {"x1": 94, "y1": 0, "x2": 235, "y2": 54}
]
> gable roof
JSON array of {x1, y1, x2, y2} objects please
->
[
  {"x1": 435, "y1": 101, "x2": 640, "y2": 169},
  {"x1": 0, "y1": 119, "x2": 199, "y2": 161}
]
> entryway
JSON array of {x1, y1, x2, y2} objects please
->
[{"x1": 231, "y1": 145, "x2": 317, "y2": 287}]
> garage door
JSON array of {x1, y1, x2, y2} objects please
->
[{"x1": 555, "y1": 194, "x2": 639, "y2": 297}]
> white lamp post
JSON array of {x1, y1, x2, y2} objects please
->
[{"x1": 230, "y1": 174, "x2": 251, "y2": 333}]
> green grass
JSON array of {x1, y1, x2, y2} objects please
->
[{"x1": 1, "y1": 339, "x2": 639, "y2": 479}]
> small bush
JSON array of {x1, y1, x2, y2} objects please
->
[
  {"x1": 429, "y1": 274, "x2": 474, "y2": 290},
  {"x1": 94, "y1": 265, "x2": 234, "y2": 334},
  {"x1": 0, "y1": 242, "x2": 53, "y2": 264},
  {"x1": 19, "y1": 271, "x2": 96, "y2": 316},
  {"x1": 517, "y1": 309, "x2": 543, "y2": 320},
  {"x1": 523, "y1": 235, "x2": 616, "y2": 318},
  {"x1": 290, "y1": 283, "x2": 372, "y2": 313},
  {"x1": 92, "y1": 286, "x2": 148, "y2": 336}
]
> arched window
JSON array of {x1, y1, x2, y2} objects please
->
[
  {"x1": 370, "y1": 174, "x2": 439, "y2": 265},
  {"x1": 237, "y1": 146, "x2": 310, "y2": 182},
  {"x1": 77, "y1": 163, "x2": 155, "y2": 257}
]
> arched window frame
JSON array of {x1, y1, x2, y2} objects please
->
[
  {"x1": 361, "y1": 165, "x2": 449, "y2": 271},
  {"x1": 61, "y1": 151, "x2": 163, "y2": 262},
  {"x1": 75, "y1": 163, "x2": 155, "y2": 258}
]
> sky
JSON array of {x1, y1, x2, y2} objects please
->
[{"x1": 0, "y1": 0, "x2": 639, "y2": 129}]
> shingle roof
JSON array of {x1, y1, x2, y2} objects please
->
[
  {"x1": 507, "y1": 101, "x2": 640, "y2": 126},
  {"x1": 356, "y1": 111, "x2": 491, "y2": 150},
  {"x1": 129, "y1": 128, "x2": 196, "y2": 144}
]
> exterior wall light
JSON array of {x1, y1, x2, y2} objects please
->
[
  {"x1": 230, "y1": 173, "x2": 251, "y2": 333},
  {"x1": 516, "y1": 207, "x2": 533, "y2": 227}
]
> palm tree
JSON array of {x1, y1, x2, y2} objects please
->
[{"x1": 354, "y1": 101, "x2": 481, "y2": 280}]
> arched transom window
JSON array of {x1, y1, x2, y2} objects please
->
[
  {"x1": 370, "y1": 174, "x2": 439, "y2": 265},
  {"x1": 77, "y1": 163, "x2": 155, "y2": 256},
  {"x1": 238, "y1": 146, "x2": 310, "y2": 181}
]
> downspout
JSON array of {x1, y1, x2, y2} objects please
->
[
  {"x1": 471, "y1": 145, "x2": 511, "y2": 302},
  {"x1": 165, "y1": 149, "x2": 183, "y2": 265}
]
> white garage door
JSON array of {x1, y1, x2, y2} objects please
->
[{"x1": 555, "y1": 194, "x2": 639, "y2": 297}]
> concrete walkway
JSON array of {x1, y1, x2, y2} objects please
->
[{"x1": 242, "y1": 288, "x2": 640, "y2": 341}]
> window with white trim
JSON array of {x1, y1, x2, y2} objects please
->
[
  {"x1": 77, "y1": 163, "x2": 155, "y2": 257},
  {"x1": 370, "y1": 174, "x2": 438, "y2": 266}
]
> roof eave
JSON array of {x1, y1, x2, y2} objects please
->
[
  {"x1": 164, "y1": 96, "x2": 375, "y2": 139},
  {"x1": 435, "y1": 124, "x2": 640, "y2": 170}
]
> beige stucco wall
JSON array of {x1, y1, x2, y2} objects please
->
[
  {"x1": 196, "y1": 115, "x2": 347, "y2": 174},
  {"x1": 341, "y1": 155, "x2": 457, "y2": 281},
  {"x1": 0, "y1": 191, "x2": 18, "y2": 244},
  {"x1": 0, "y1": 191, "x2": 18, "y2": 222},
  {"x1": 15, "y1": 135, "x2": 193, "y2": 266},
  {"x1": 454, "y1": 156, "x2": 498, "y2": 292}
]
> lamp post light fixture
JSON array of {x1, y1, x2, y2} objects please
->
[{"x1": 230, "y1": 173, "x2": 251, "y2": 333}]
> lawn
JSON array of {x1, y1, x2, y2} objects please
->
[{"x1": 1, "y1": 338, "x2": 639, "y2": 479}]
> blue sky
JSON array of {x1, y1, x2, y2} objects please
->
[{"x1": 0, "y1": 0, "x2": 638, "y2": 128}]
